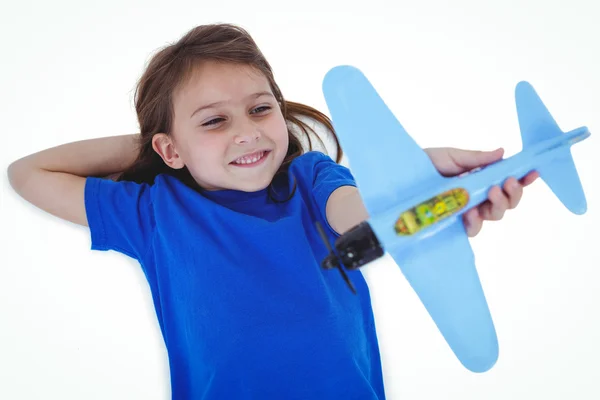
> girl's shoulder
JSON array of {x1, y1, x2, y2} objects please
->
[{"x1": 84, "y1": 173, "x2": 200, "y2": 260}]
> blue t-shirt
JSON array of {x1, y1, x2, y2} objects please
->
[{"x1": 84, "y1": 151, "x2": 385, "y2": 399}]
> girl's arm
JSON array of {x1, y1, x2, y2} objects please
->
[
  {"x1": 325, "y1": 147, "x2": 534, "y2": 238},
  {"x1": 7, "y1": 134, "x2": 140, "y2": 227},
  {"x1": 325, "y1": 185, "x2": 369, "y2": 235}
]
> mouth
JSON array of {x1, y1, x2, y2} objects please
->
[{"x1": 230, "y1": 150, "x2": 271, "y2": 167}]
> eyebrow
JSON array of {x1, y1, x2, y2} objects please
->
[{"x1": 190, "y1": 91, "x2": 274, "y2": 119}]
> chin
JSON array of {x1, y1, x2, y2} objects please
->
[
  {"x1": 228, "y1": 151, "x2": 285, "y2": 193},
  {"x1": 234, "y1": 177, "x2": 273, "y2": 193}
]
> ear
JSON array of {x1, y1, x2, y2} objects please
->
[{"x1": 152, "y1": 133, "x2": 185, "y2": 169}]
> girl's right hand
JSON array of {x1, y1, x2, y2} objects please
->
[{"x1": 7, "y1": 134, "x2": 140, "y2": 227}]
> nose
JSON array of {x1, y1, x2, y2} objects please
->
[
  {"x1": 234, "y1": 133, "x2": 260, "y2": 145},
  {"x1": 233, "y1": 119, "x2": 262, "y2": 145},
  {"x1": 234, "y1": 130, "x2": 261, "y2": 145}
]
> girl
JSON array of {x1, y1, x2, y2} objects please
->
[{"x1": 7, "y1": 23, "x2": 537, "y2": 399}]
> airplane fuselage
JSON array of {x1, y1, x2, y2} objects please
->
[{"x1": 367, "y1": 126, "x2": 590, "y2": 251}]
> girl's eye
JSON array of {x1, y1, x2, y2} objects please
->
[
  {"x1": 202, "y1": 117, "x2": 225, "y2": 127},
  {"x1": 201, "y1": 106, "x2": 271, "y2": 127},
  {"x1": 251, "y1": 105, "x2": 271, "y2": 114}
]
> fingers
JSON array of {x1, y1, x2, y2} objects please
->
[
  {"x1": 449, "y1": 147, "x2": 505, "y2": 172},
  {"x1": 478, "y1": 175, "x2": 532, "y2": 221},
  {"x1": 479, "y1": 186, "x2": 509, "y2": 220},
  {"x1": 503, "y1": 177, "x2": 523, "y2": 209},
  {"x1": 463, "y1": 207, "x2": 483, "y2": 237},
  {"x1": 427, "y1": 147, "x2": 506, "y2": 176},
  {"x1": 521, "y1": 171, "x2": 540, "y2": 187},
  {"x1": 463, "y1": 171, "x2": 539, "y2": 238}
]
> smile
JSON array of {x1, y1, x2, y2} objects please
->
[{"x1": 231, "y1": 150, "x2": 270, "y2": 167}]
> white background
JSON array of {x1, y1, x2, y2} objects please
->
[{"x1": 1, "y1": 0, "x2": 599, "y2": 399}]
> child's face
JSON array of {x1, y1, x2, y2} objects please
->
[{"x1": 157, "y1": 61, "x2": 289, "y2": 192}]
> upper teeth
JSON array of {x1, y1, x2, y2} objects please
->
[{"x1": 234, "y1": 151, "x2": 265, "y2": 164}]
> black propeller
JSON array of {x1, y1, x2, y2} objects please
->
[{"x1": 315, "y1": 221, "x2": 357, "y2": 294}]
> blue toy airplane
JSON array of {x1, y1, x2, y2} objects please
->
[{"x1": 318, "y1": 65, "x2": 590, "y2": 373}]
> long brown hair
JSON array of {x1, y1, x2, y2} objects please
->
[{"x1": 117, "y1": 23, "x2": 342, "y2": 198}]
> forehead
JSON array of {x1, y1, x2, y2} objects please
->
[{"x1": 173, "y1": 61, "x2": 272, "y2": 111}]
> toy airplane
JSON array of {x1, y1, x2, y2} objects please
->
[{"x1": 318, "y1": 65, "x2": 590, "y2": 373}]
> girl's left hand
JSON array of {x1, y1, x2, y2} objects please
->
[{"x1": 425, "y1": 147, "x2": 539, "y2": 237}]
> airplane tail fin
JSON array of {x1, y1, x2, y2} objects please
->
[{"x1": 515, "y1": 81, "x2": 588, "y2": 215}]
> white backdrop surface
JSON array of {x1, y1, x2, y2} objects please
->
[{"x1": 1, "y1": 1, "x2": 599, "y2": 399}]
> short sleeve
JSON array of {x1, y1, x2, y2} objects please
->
[
  {"x1": 305, "y1": 151, "x2": 357, "y2": 235},
  {"x1": 84, "y1": 177, "x2": 155, "y2": 260},
  {"x1": 311, "y1": 152, "x2": 356, "y2": 206}
]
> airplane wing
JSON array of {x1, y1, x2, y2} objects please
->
[
  {"x1": 322, "y1": 65, "x2": 446, "y2": 216},
  {"x1": 391, "y1": 219, "x2": 499, "y2": 372},
  {"x1": 322, "y1": 65, "x2": 498, "y2": 373}
]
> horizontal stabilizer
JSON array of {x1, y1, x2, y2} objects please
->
[{"x1": 537, "y1": 148, "x2": 587, "y2": 214}]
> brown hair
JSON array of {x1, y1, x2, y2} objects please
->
[{"x1": 117, "y1": 23, "x2": 342, "y2": 198}]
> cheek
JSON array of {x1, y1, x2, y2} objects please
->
[
  {"x1": 266, "y1": 114, "x2": 289, "y2": 143},
  {"x1": 188, "y1": 136, "x2": 228, "y2": 165}
]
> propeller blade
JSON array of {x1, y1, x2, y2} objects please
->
[{"x1": 315, "y1": 221, "x2": 357, "y2": 294}]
